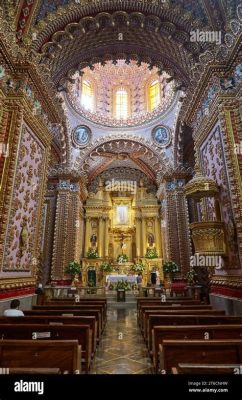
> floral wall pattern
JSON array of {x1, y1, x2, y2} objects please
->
[
  {"x1": 200, "y1": 122, "x2": 240, "y2": 269},
  {"x1": 1, "y1": 123, "x2": 45, "y2": 273}
]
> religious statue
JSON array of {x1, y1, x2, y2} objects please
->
[
  {"x1": 90, "y1": 233, "x2": 97, "y2": 247},
  {"x1": 19, "y1": 220, "x2": 28, "y2": 256},
  {"x1": 147, "y1": 233, "x2": 154, "y2": 248}
]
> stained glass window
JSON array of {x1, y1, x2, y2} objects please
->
[
  {"x1": 81, "y1": 79, "x2": 94, "y2": 111},
  {"x1": 148, "y1": 80, "x2": 161, "y2": 111},
  {"x1": 115, "y1": 88, "x2": 129, "y2": 119}
]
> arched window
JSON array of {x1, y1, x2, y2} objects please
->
[
  {"x1": 81, "y1": 79, "x2": 94, "y2": 111},
  {"x1": 115, "y1": 87, "x2": 129, "y2": 119},
  {"x1": 148, "y1": 79, "x2": 161, "y2": 111}
]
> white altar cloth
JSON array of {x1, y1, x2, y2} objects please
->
[{"x1": 106, "y1": 274, "x2": 137, "y2": 283}]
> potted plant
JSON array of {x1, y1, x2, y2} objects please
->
[
  {"x1": 117, "y1": 254, "x2": 128, "y2": 264},
  {"x1": 100, "y1": 262, "x2": 113, "y2": 273},
  {"x1": 87, "y1": 248, "x2": 99, "y2": 259},
  {"x1": 186, "y1": 269, "x2": 197, "y2": 286},
  {"x1": 115, "y1": 280, "x2": 131, "y2": 291},
  {"x1": 145, "y1": 248, "x2": 158, "y2": 259},
  {"x1": 162, "y1": 260, "x2": 179, "y2": 274},
  {"x1": 131, "y1": 261, "x2": 145, "y2": 273},
  {"x1": 162, "y1": 260, "x2": 179, "y2": 286},
  {"x1": 65, "y1": 261, "x2": 81, "y2": 285}
]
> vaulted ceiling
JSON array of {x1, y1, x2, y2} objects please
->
[{"x1": 16, "y1": 0, "x2": 239, "y2": 89}]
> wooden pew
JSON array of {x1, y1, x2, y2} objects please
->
[
  {"x1": 32, "y1": 304, "x2": 106, "y2": 330},
  {"x1": 147, "y1": 314, "x2": 242, "y2": 357},
  {"x1": 0, "y1": 324, "x2": 92, "y2": 373},
  {"x1": 159, "y1": 339, "x2": 242, "y2": 373},
  {"x1": 0, "y1": 340, "x2": 81, "y2": 374},
  {"x1": 5, "y1": 368, "x2": 61, "y2": 374},
  {"x1": 152, "y1": 324, "x2": 242, "y2": 372},
  {"x1": 172, "y1": 363, "x2": 242, "y2": 374},
  {"x1": 47, "y1": 300, "x2": 107, "y2": 321},
  {"x1": 24, "y1": 309, "x2": 102, "y2": 338},
  {"x1": 138, "y1": 304, "x2": 212, "y2": 326},
  {"x1": 142, "y1": 309, "x2": 225, "y2": 339},
  {"x1": 0, "y1": 315, "x2": 97, "y2": 356}
]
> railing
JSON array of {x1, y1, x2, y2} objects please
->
[{"x1": 44, "y1": 286, "x2": 106, "y2": 299}]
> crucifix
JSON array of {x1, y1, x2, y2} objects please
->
[{"x1": 120, "y1": 232, "x2": 128, "y2": 254}]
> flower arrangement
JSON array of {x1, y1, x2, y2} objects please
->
[
  {"x1": 145, "y1": 248, "x2": 158, "y2": 259},
  {"x1": 117, "y1": 254, "x2": 128, "y2": 264},
  {"x1": 65, "y1": 261, "x2": 81, "y2": 277},
  {"x1": 100, "y1": 262, "x2": 113, "y2": 273},
  {"x1": 186, "y1": 269, "x2": 197, "y2": 285},
  {"x1": 162, "y1": 260, "x2": 179, "y2": 274},
  {"x1": 115, "y1": 280, "x2": 131, "y2": 291},
  {"x1": 131, "y1": 261, "x2": 145, "y2": 272},
  {"x1": 87, "y1": 248, "x2": 99, "y2": 259}
]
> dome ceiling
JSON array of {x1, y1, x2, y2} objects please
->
[{"x1": 66, "y1": 60, "x2": 175, "y2": 127}]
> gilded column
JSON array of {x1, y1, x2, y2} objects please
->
[
  {"x1": 135, "y1": 217, "x2": 141, "y2": 258},
  {"x1": 85, "y1": 217, "x2": 91, "y2": 255},
  {"x1": 154, "y1": 216, "x2": 162, "y2": 258},
  {"x1": 141, "y1": 217, "x2": 147, "y2": 257},
  {"x1": 98, "y1": 217, "x2": 103, "y2": 257},
  {"x1": 104, "y1": 217, "x2": 109, "y2": 258}
]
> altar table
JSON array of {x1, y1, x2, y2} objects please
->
[{"x1": 106, "y1": 275, "x2": 137, "y2": 283}]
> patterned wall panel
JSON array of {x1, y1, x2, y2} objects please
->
[
  {"x1": 1, "y1": 123, "x2": 45, "y2": 273},
  {"x1": 200, "y1": 122, "x2": 240, "y2": 268}
]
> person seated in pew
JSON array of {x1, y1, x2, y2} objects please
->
[{"x1": 3, "y1": 299, "x2": 24, "y2": 317}]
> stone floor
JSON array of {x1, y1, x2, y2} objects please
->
[{"x1": 91, "y1": 305, "x2": 153, "y2": 374}]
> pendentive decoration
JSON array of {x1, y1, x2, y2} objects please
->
[
  {"x1": 151, "y1": 125, "x2": 171, "y2": 147},
  {"x1": 72, "y1": 125, "x2": 92, "y2": 148}
]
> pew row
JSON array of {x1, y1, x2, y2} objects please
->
[
  {"x1": 0, "y1": 340, "x2": 81, "y2": 374},
  {"x1": 172, "y1": 363, "x2": 242, "y2": 374},
  {"x1": 0, "y1": 324, "x2": 92, "y2": 373},
  {"x1": 24, "y1": 310, "x2": 102, "y2": 338},
  {"x1": 159, "y1": 340, "x2": 242, "y2": 373},
  {"x1": 32, "y1": 304, "x2": 106, "y2": 330},
  {"x1": 147, "y1": 315, "x2": 242, "y2": 355},
  {"x1": 0, "y1": 316, "x2": 97, "y2": 356},
  {"x1": 152, "y1": 324, "x2": 242, "y2": 372},
  {"x1": 142, "y1": 309, "x2": 225, "y2": 340}
]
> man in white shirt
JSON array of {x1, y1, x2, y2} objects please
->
[{"x1": 3, "y1": 299, "x2": 24, "y2": 316}]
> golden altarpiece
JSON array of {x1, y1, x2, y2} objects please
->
[{"x1": 82, "y1": 180, "x2": 163, "y2": 286}]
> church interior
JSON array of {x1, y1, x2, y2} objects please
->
[{"x1": 0, "y1": 0, "x2": 242, "y2": 380}]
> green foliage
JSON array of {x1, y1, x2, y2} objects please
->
[
  {"x1": 131, "y1": 261, "x2": 145, "y2": 272},
  {"x1": 162, "y1": 260, "x2": 179, "y2": 273},
  {"x1": 88, "y1": 279, "x2": 95, "y2": 287},
  {"x1": 117, "y1": 254, "x2": 128, "y2": 263},
  {"x1": 100, "y1": 262, "x2": 113, "y2": 273},
  {"x1": 145, "y1": 248, "x2": 158, "y2": 259},
  {"x1": 65, "y1": 261, "x2": 81, "y2": 277},
  {"x1": 115, "y1": 280, "x2": 131, "y2": 291},
  {"x1": 186, "y1": 269, "x2": 197, "y2": 284},
  {"x1": 87, "y1": 248, "x2": 99, "y2": 259}
]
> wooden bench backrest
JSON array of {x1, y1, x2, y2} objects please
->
[
  {"x1": 172, "y1": 363, "x2": 242, "y2": 374},
  {"x1": 0, "y1": 340, "x2": 81, "y2": 374},
  {"x1": 142, "y1": 309, "x2": 225, "y2": 339},
  {"x1": 152, "y1": 324, "x2": 242, "y2": 372},
  {"x1": 0, "y1": 315, "x2": 97, "y2": 350},
  {"x1": 24, "y1": 309, "x2": 102, "y2": 336},
  {"x1": 0, "y1": 324, "x2": 91, "y2": 373},
  {"x1": 159, "y1": 339, "x2": 242, "y2": 372}
]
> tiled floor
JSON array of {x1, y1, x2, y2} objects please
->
[{"x1": 91, "y1": 306, "x2": 153, "y2": 374}]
